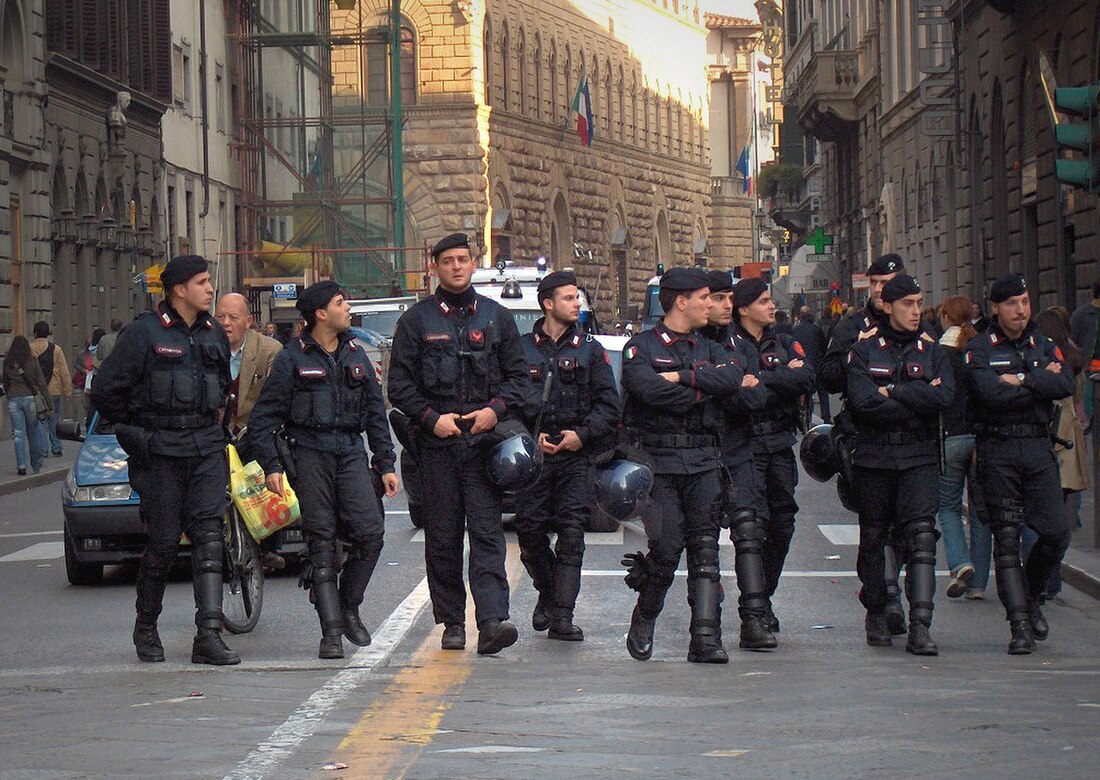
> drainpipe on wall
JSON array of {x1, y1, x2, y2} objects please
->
[{"x1": 199, "y1": 0, "x2": 211, "y2": 219}]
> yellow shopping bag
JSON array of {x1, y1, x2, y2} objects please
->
[{"x1": 228, "y1": 444, "x2": 301, "y2": 541}]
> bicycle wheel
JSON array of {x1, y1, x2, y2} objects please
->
[{"x1": 223, "y1": 505, "x2": 264, "y2": 634}]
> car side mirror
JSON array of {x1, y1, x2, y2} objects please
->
[{"x1": 58, "y1": 420, "x2": 86, "y2": 443}]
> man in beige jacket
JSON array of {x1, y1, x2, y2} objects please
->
[
  {"x1": 30, "y1": 321, "x2": 73, "y2": 457},
  {"x1": 215, "y1": 293, "x2": 282, "y2": 443}
]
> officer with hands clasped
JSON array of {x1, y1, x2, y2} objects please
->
[
  {"x1": 388, "y1": 232, "x2": 529, "y2": 656},
  {"x1": 699, "y1": 271, "x2": 777, "y2": 650},
  {"x1": 964, "y1": 273, "x2": 1075, "y2": 654},
  {"x1": 248, "y1": 280, "x2": 399, "y2": 660},
  {"x1": 731, "y1": 278, "x2": 815, "y2": 633},
  {"x1": 620, "y1": 267, "x2": 760, "y2": 664},
  {"x1": 846, "y1": 274, "x2": 954, "y2": 656},
  {"x1": 514, "y1": 270, "x2": 620, "y2": 641},
  {"x1": 91, "y1": 254, "x2": 239, "y2": 665}
]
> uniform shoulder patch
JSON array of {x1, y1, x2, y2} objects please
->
[
  {"x1": 1054, "y1": 346, "x2": 1065, "y2": 362},
  {"x1": 624, "y1": 346, "x2": 638, "y2": 360},
  {"x1": 604, "y1": 351, "x2": 611, "y2": 365},
  {"x1": 792, "y1": 341, "x2": 805, "y2": 357}
]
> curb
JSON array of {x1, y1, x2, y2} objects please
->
[
  {"x1": 1061, "y1": 558, "x2": 1100, "y2": 602},
  {"x1": 0, "y1": 466, "x2": 69, "y2": 498}
]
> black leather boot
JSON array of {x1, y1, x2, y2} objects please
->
[
  {"x1": 687, "y1": 576, "x2": 728, "y2": 664},
  {"x1": 740, "y1": 616, "x2": 778, "y2": 650},
  {"x1": 342, "y1": 608, "x2": 372, "y2": 647},
  {"x1": 883, "y1": 544, "x2": 907, "y2": 635},
  {"x1": 626, "y1": 604, "x2": 656, "y2": 661},
  {"x1": 994, "y1": 524, "x2": 1034, "y2": 655},
  {"x1": 133, "y1": 620, "x2": 164, "y2": 663},
  {"x1": 1008, "y1": 620, "x2": 1035, "y2": 655},
  {"x1": 315, "y1": 579, "x2": 345, "y2": 660},
  {"x1": 441, "y1": 624, "x2": 466, "y2": 650},
  {"x1": 906, "y1": 623, "x2": 938, "y2": 656},
  {"x1": 1028, "y1": 601, "x2": 1050, "y2": 641},
  {"x1": 532, "y1": 595, "x2": 552, "y2": 632},
  {"x1": 192, "y1": 628, "x2": 241, "y2": 665},
  {"x1": 339, "y1": 549, "x2": 380, "y2": 647},
  {"x1": 547, "y1": 561, "x2": 583, "y2": 640},
  {"x1": 905, "y1": 531, "x2": 938, "y2": 656},
  {"x1": 865, "y1": 611, "x2": 892, "y2": 647},
  {"x1": 476, "y1": 619, "x2": 519, "y2": 655},
  {"x1": 191, "y1": 535, "x2": 240, "y2": 665},
  {"x1": 729, "y1": 513, "x2": 777, "y2": 650},
  {"x1": 520, "y1": 534, "x2": 555, "y2": 632},
  {"x1": 764, "y1": 603, "x2": 780, "y2": 634}
]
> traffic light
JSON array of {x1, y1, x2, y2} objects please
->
[{"x1": 1054, "y1": 85, "x2": 1100, "y2": 191}]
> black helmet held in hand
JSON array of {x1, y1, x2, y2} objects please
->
[
  {"x1": 487, "y1": 431, "x2": 542, "y2": 490},
  {"x1": 799, "y1": 423, "x2": 841, "y2": 483},
  {"x1": 594, "y1": 459, "x2": 655, "y2": 521}
]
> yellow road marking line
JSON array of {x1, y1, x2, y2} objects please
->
[{"x1": 325, "y1": 543, "x2": 525, "y2": 779}]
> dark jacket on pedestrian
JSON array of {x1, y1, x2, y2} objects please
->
[
  {"x1": 248, "y1": 327, "x2": 396, "y2": 477},
  {"x1": 2, "y1": 356, "x2": 50, "y2": 400},
  {"x1": 939, "y1": 326, "x2": 974, "y2": 437},
  {"x1": 846, "y1": 323, "x2": 954, "y2": 469},
  {"x1": 1069, "y1": 301, "x2": 1100, "y2": 364},
  {"x1": 792, "y1": 317, "x2": 827, "y2": 369}
]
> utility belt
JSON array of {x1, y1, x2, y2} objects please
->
[
  {"x1": 751, "y1": 417, "x2": 797, "y2": 436},
  {"x1": 974, "y1": 422, "x2": 1048, "y2": 439},
  {"x1": 640, "y1": 433, "x2": 718, "y2": 449},
  {"x1": 857, "y1": 428, "x2": 937, "y2": 445},
  {"x1": 138, "y1": 412, "x2": 219, "y2": 430}
]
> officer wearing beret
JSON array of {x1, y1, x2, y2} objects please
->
[
  {"x1": 819, "y1": 253, "x2": 914, "y2": 634},
  {"x1": 620, "y1": 267, "x2": 752, "y2": 664},
  {"x1": 91, "y1": 255, "x2": 239, "y2": 665},
  {"x1": 846, "y1": 275, "x2": 953, "y2": 655},
  {"x1": 388, "y1": 232, "x2": 529, "y2": 655},
  {"x1": 249, "y1": 281, "x2": 398, "y2": 659},
  {"x1": 731, "y1": 278, "x2": 815, "y2": 635},
  {"x1": 514, "y1": 271, "x2": 620, "y2": 641},
  {"x1": 965, "y1": 273, "x2": 1075, "y2": 654},
  {"x1": 699, "y1": 271, "x2": 776, "y2": 649}
]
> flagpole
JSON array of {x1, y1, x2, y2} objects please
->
[{"x1": 750, "y1": 57, "x2": 759, "y2": 272}]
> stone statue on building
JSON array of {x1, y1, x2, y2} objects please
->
[{"x1": 107, "y1": 91, "x2": 131, "y2": 150}]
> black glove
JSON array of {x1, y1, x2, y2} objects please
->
[{"x1": 621, "y1": 551, "x2": 652, "y2": 592}]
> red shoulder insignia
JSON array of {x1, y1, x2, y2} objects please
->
[
  {"x1": 1054, "y1": 346, "x2": 1065, "y2": 362},
  {"x1": 793, "y1": 341, "x2": 805, "y2": 357}
]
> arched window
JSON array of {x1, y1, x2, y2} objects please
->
[
  {"x1": 604, "y1": 59, "x2": 612, "y2": 134},
  {"x1": 75, "y1": 171, "x2": 90, "y2": 217},
  {"x1": 617, "y1": 65, "x2": 625, "y2": 142},
  {"x1": 631, "y1": 75, "x2": 639, "y2": 146},
  {"x1": 990, "y1": 79, "x2": 1008, "y2": 277},
  {"x1": 1019, "y1": 66, "x2": 1037, "y2": 163},
  {"x1": 365, "y1": 24, "x2": 417, "y2": 106},
  {"x1": 549, "y1": 40, "x2": 558, "y2": 121},
  {"x1": 517, "y1": 27, "x2": 526, "y2": 115},
  {"x1": 665, "y1": 95, "x2": 673, "y2": 155},
  {"x1": 643, "y1": 90, "x2": 651, "y2": 149},
  {"x1": 484, "y1": 16, "x2": 492, "y2": 105},
  {"x1": 501, "y1": 22, "x2": 510, "y2": 111},
  {"x1": 533, "y1": 34, "x2": 542, "y2": 120}
]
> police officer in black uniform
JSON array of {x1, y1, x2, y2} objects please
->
[
  {"x1": 620, "y1": 267, "x2": 762, "y2": 664},
  {"x1": 388, "y1": 232, "x2": 529, "y2": 655},
  {"x1": 248, "y1": 281, "x2": 399, "y2": 659},
  {"x1": 699, "y1": 271, "x2": 776, "y2": 649},
  {"x1": 819, "y1": 253, "x2": 911, "y2": 635},
  {"x1": 846, "y1": 275, "x2": 953, "y2": 656},
  {"x1": 965, "y1": 273, "x2": 1075, "y2": 654},
  {"x1": 731, "y1": 278, "x2": 815, "y2": 632},
  {"x1": 514, "y1": 271, "x2": 619, "y2": 641},
  {"x1": 91, "y1": 255, "x2": 239, "y2": 665}
]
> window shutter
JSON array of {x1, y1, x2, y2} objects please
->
[
  {"x1": 80, "y1": 0, "x2": 100, "y2": 69},
  {"x1": 150, "y1": 0, "x2": 172, "y2": 102}
]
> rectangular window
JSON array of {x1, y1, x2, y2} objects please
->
[
  {"x1": 366, "y1": 40, "x2": 388, "y2": 106},
  {"x1": 167, "y1": 181, "x2": 177, "y2": 250},
  {"x1": 275, "y1": 99, "x2": 284, "y2": 153},
  {"x1": 173, "y1": 44, "x2": 185, "y2": 105},
  {"x1": 184, "y1": 185, "x2": 195, "y2": 244},
  {"x1": 215, "y1": 62, "x2": 226, "y2": 133}
]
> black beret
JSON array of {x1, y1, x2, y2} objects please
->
[
  {"x1": 733, "y1": 278, "x2": 769, "y2": 310},
  {"x1": 989, "y1": 273, "x2": 1028, "y2": 303},
  {"x1": 536, "y1": 270, "x2": 577, "y2": 303},
  {"x1": 161, "y1": 254, "x2": 208, "y2": 290},
  {"x1": 706, "y1": 270, "x2": 734, "y2": 293},
  {"x1": 881, "y1": 274, "x2": 921, "y2": 303},
  {"x1": 659, "y1": 267, "x2": 710, "y2": 292},
  {"x1": 295, "y1": 280, "x2": 344, "y2": 314},
  {"x1": 431, "y1": 232, "x2": 470, "y2": 258},
  {"x1": 866, "y1": 253, "x2": 905, "y2": 276}
]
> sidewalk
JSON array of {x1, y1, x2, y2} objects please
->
[
  {"x1": 0, "y1": 436, "x2": 78, "y2": 498},
  {"x1": 1065, "y1": 488, "x2": 1100, "y2": 601}
]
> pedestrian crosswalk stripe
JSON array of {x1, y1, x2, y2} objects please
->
[
  {"x1": 818, "y1": 524, "x2": 860, "y2": 545},
  {"x1": 0, "y1": 542, "x2": 64, "y2": 562}
]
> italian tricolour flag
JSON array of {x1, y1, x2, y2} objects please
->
[{"x1": 571, "y1": 75, "x2": 594, "y2": 146}]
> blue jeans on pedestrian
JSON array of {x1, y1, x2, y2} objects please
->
[
  {"x1": 47, "y1": 394, "x2": 62, "y2": 454},
  {"x1": 937, "y1": 434, "x2": 992, "y2": 588},
  {"x1": 7, "y1": 396, "x2": 46, "y2": 473}
]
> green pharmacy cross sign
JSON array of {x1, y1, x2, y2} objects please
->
[{"x1": 807, "y1": 227, "x2": 834, "y2": 254}]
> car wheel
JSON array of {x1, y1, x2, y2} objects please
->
[{"x1": 64, "y1": 529, "x2": 103, "y2": 586}]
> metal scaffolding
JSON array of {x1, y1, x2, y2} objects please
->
[{"x1": 228, "y1": 0, "x2": 422, "y2": 301}]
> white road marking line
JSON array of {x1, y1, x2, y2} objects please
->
[
  {"x1": 0, "y1": 542, "x2": 64, "y2": 562},
  {"x1": 433, "y1": 746, "x2": 545, "y2": 754},
  {"x1": 132, "y1": 695, "x2": 205, "y2": 708},
  {"x1": 581, "y1": 569, "x2": 950, "y2": 578},
  {"x1": 818, "y1": 524, "x2": 860, "y2": 545},
  {"x1": 407, "y1": 528, "x2": 626, "y2": 545},
  {"x1": 221, "y1": 577, "x2": 432, "y2": 780},
  {"x1": 0, "y1": 531, "x2": 62, "y2": 539}
]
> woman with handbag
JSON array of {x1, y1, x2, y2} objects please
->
[{"x1": 2, "y1": 335, "x2": 53, "y2": 475}]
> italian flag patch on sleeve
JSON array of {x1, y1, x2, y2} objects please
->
[{"x1": 625, "y1": 346, "x2": 637, "y2": 360}]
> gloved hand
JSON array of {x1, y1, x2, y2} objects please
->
[{"x1": 621, "y1": 551, "x2": 652, "y2": 592}]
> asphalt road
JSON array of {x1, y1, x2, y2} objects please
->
[{"x1": 1, "y1": 466, "x2": 1099, "y2": 779}]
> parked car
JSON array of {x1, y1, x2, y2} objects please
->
[
  {"x1": 60, "y1": 415, "x2": 306, "y2": 586},
  {"x1": 392, "y1": 334, "x2": 626, "y2": 532}
]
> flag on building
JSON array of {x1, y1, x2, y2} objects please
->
[
  {"x1": 570, "y1": 74, "x2": 594, "y2": 146},
  {"x1": 735, "y1": 142, "x2": 752, "y2": 195}
]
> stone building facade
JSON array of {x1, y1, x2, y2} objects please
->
[{"x1": 332, "y1": 0, "x2": 712, "y2": 323}]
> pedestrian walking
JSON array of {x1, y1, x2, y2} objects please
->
[
  {"x1": 2, "y1": 335, "x2": 52, "y2": 475},
  {"x1": 732, "y1": 279, "x2": 815, "y2": 632},
  {"x1": 79, "y1": 327, "x2": 105, "y2": 427},
  {"x1": 250, "y1": 281, "x2": 399, "y2": 659},
  {"x1": 699, "y1": 271, "x2": 775, "y2": 650},
  {"x1": 965, "y1": 273, "x2": 1075, "y2": 654},
  {"x1": 29, "y1": 321, "x2": 73, "y2": 457},
  {"x1": 93, "y1": 319, "x2": 123, "y2": 368},
  {"x1": 91, "y1": 255, "x2": 239, "y2": 665},
  {"x1": 847, "y1": 275, "x2": 953, "y2": 655},
  {"x1": 620, "y1": 267, "x2": 755, "y2": 664},
  {"x1": 388, "y1": 232, "x2": 529, "y2": 655},
  {"x1": 1069, "y1": 275, "x2": 1100, "y2": 416},
  {"x1": 935, "y1": 296, "x2": 992, "y2": 600},
  {"x1": 514, "y1": 270, "x2": 620, "y2": 642},
  {"x1": 793, "y1": 306, "x2": 830, "y2": 423}
]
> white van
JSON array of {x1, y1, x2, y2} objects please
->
[{"x1": 472, "y1": 263, "x2": 597, "y2": 335}]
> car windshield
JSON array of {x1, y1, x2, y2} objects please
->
[
  {"x1": 509, "y1": 311, "x2": 543, "y2": 335},
  {"x1": 355, "y1": 310, "x2": 404, "y2": 339}
]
